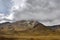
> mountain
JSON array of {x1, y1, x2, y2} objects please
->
[{"x1": 0, "y1": 20, "x2": 60, "y2": 37}]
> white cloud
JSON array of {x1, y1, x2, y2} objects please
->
[
  {"x1": 0, "y1": 0, "x2": 60, "y2": 26},
  {"x1": 12, "y1": 0, "x2": 60, "y2": 26},
  {"x1": 0, "y1": 13, "x2": 5, "y2": 20},
  {"x1": 5, "y1": 13, "x2": 14, "y2": 20}
]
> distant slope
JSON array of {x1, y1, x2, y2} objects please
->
[{"x1": 0, "y1": 20, "x2": 60, "y2": 36}]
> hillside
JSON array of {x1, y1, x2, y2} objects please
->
[{"x1": 0, "y1": 20, "x2": 60, "y2": 40}]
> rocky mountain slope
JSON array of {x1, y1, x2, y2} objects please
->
[{"x1": 0, "y1": 20, "x2": 60, "y2": 36}]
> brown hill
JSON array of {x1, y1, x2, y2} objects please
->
[{"x1": 0, "y1": 20, "x2": 60, "y2": 36}]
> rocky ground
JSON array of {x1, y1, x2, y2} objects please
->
[{"x1": 0, "y1": 20, "x2": 60, "y2": 40}]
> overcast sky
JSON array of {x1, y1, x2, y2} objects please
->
[{"x1": 0, "y1": 0, "x2": 60, "y2": 26}]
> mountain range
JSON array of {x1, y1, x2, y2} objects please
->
[{"x1": 0, "y1": 20, "x2": 60, "y2": 38}]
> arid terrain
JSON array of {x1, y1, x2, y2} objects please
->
[{"x1": 0, "y1": 20, "x2": 60, "y2": 40}]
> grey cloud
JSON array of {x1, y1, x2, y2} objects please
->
[
  {"x1": 12, "y1": 0, "x2": 60, "y2": 26},
  {"x1": 0, "y1": 0, "x2": 60, "y2": 26}
]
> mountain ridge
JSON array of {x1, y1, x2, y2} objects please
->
[{"x1": 0, "y1": 20, "x2": 60, "y2": 36}]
